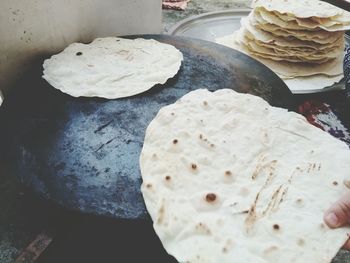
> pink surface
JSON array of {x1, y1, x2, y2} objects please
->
[{"x1": 162, "y1": 0, "x2": 190, "y2": 10}]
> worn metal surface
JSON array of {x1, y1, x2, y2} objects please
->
[{"x1": 0, "y1": 34, "x2": 292, "y2": 219}]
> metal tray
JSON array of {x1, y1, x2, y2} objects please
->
[{"x1": 168, "y1": 9, "x2": 251, "y2": 42}]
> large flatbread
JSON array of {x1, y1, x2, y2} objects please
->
[
  {"x1": 256, "y1": 24, "x2": 344, "y2": 44},
  {"x1": 253, "y1": 39, "x2": 343, "y2": 57},
  {"x1": 284, "y1": 74, "x2": 344, "y2": 93},
  {"x1": 252, "y1": 0, "x2": 350, "y2": 32},
  {"x1": 253, "y1": 15, "x2": 344, "y2": 44},
  {"x1": 216, "y1": 33, "x2": 343, "y2": 78},
  {"x1": 255, "y1": 8, "x2": 350, "y2": 32},
  {"x1": 244, "y1": 15, "x2": 344, "y2": 51},
  {"x1": 252, "y1": 0, "x2": 344, "y2": 18},
  {"x1": 244, "y1": 40, "x2": 340, "y2": 64},
  {"x1": 43, "y1": 37, "x2": 183, "y2": 99},
  {"x1": 140, "y1": 89, "x2": 350, "y2": 263}
]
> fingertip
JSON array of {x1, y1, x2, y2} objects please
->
[{"x1": 324, "y1": 212, "x2": 340, "y2": 228}]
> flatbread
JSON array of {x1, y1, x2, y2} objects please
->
[
  {"x1": 237, "y1": 14, "x2": 344, "y2": 63},
  {"x1": 272, "y1": 11, "x2": 346, "y2": 28},
  {"x1": 216, "y1": 33, "x2": 343, "y2": 78},
  {"x1": 244, "y1": 40, "x2": 340, "y2": 64},
  {"x1": 43, "y1": 37, "x2": 183, "y2": 99},
  {"x1": 255, "y1": 8, "x2": 350, "y2": 32},
  {"x1": 283, "y1": 74, "x2": 344, "y2": 93},
  {"x1": 252, "y1": 0, "x2": 350, "y2": 31},
  {"x1": 254, "y1": 39, "x2": 343, "y2": 56},
  {"x1": 252, "y1": 0, "x2": 344, "y2": 18},
  {"x1": 256, "y1": 9, "x2": 307, "y2": 30},
  {"x1": 245, "y1": 15, "x2": 344, "y2": 50},
  {"x1": 253, "y1": 16, "x2": 344, "y2": 43},
  {"x1": 140, "y1": 88, "x2": 350, "y2": 263}
]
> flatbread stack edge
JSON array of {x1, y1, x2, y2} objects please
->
[
  {"x1": 140, "y1": 88, "x2": 350, "y2": 263},
  {"x1": 43, "y1": 37, "x2": 183, "y2": 99},
  {"x1": 216, "y1": 0, "x2": 350, "y2": 91}
]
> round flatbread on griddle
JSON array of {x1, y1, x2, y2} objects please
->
[{"x1": 43, "y1": 37, "x2": 183, "y2": 99}]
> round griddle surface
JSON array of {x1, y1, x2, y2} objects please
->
[{"x1": 0, "y1": 35, "x2": 293, "y2": 219}]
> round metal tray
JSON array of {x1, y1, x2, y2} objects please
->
[{"x1": 168, "y1": 9, "x2": 251, "y2": 42}]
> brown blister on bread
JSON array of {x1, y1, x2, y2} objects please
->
[
  {"x1": 165, "y1": 176, "x2": 171, "y2": 181},
  {"x1": 198, "y1": 133, "x2": 216, "y2": 149},
  {"x1": 273, "y1": 224, "x2": 280, "y2": 231},
  {"x1": 191, "y1": 163, "x2": 198, "y2": 170},
  {"x1": 205, "y1": 193, "x2": 217, "y2": 203}
]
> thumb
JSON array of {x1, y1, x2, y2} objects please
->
[{"x1": 324, "y1": 191, "x2": 350, "y2": 228}]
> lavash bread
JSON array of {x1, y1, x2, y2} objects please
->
[
  {"x1": 43, "y1": 37, "x2": 183, "y2": 99},
  {"x1": 253, "y1": 0, "x2": 350, "y2": 31},
  {"x1": 140, "y1": 89, "x2": 350, "y2": 263},
  {"x1": 216, "y1": 0, "x2": 350, "y2": 92},
  {"x1": 217, "y1": 32, "x2": 343, "y2": 77}
]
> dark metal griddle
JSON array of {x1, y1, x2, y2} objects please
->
[{"x1": 0, "y1": 35, "x2": 293, "y2": 219}]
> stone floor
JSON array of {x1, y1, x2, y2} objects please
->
[{"x1": 0, "y1": 0, "x2": 349, "y2": 262}]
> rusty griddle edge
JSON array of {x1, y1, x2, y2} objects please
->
[{"x1": 0, "y1": 34, "x2": 292, "y2": 220}]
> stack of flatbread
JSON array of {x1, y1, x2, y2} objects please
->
[{"x1": 217, "y1": 0, "x2": 350, "y2": 92}]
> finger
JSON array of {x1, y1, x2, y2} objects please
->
[
  {"x1": 343, "y1": 238, "x2": 350, "y2": 251},
  {"x1": 324, "y1": 191, "x2": 350, "y2": 228}
]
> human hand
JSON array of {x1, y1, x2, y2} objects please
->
[{"x1": 324, "y1": 191, "x2": 350, "y2": 250}]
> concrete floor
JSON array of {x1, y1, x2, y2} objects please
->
[{"x1": 0, "y1": 0, "x2": 349, "y2": 262}]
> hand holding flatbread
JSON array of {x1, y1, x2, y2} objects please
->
[
  {"x1": 140, "y1": 89, "x2": 350, "y2": 263},
  {"x1": 325, "y1": 190, "x2": 350, "y2": 250}
]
